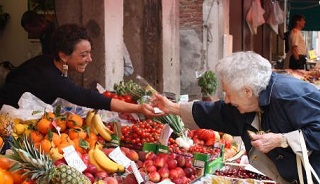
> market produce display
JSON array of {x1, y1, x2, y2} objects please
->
[{"x1": 0, "y1": 80, "x2": 275, "y2": 184}]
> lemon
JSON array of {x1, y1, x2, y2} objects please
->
[{"x1": 14, "y1": 123, "x2": 26, "y2": 135}]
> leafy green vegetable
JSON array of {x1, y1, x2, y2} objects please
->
[{"x1": 197, "y1": 71, "x2": 217, "y2": 97}]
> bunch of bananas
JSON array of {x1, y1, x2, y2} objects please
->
[
  {"x1": 86, "y1": 110, "x2": 113, "y2": 141},
  {"x1": 88, "y1": 145, "x2": 125, "y2": 173}
]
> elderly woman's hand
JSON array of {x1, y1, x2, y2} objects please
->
[
  {"x1": 249, "y1": 132, "x2": 283, "y2": 153},
  {"x1": 138, "y1": 103, "x2": 164, "y2": 118},
  {"x1": 150, "y1": 93, "x2": 181, "y2": 116}
]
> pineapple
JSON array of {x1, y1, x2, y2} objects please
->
[
  {"x1": 6, "y1": 135, "x2": 91, "y2": 184},
  {"x1": 0, "y1": 113, "x2": 14, "y2": 137}
]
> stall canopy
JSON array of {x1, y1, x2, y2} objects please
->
[{"x1": 288, "y1": 0, "x2": 320, "y2": 31}]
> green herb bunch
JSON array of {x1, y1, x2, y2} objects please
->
[{"x1": 197, "y1": 70, "x2": 217, "y2": 97}]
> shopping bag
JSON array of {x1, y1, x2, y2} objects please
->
[
  {"x1": 248, "y1": 147, "x2": 288, "y2": 183},
  {"x1": 296, "y1": 130, "x2": 320, "y2": 184}
]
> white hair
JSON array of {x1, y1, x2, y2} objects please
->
[{"x1": 215, "y1": 51, "x2": 272, "y2": 96}]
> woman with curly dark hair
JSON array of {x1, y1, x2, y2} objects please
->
[{"x1": 0, "y1": 24, "x2": 156, "y2": 116}]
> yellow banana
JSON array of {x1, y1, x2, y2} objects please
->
[
  {"x1": 103, "y1": 125, "x2": 114, "y2": 135},
  {"x1": 50, "y1": 147, "x2": 64, "y2": 161},
  {"x1": 92, "y1": 146, "x2": 121, "y2": 173},
  {"x1": 90, "y1": 122, "x2": 99, "y2": 135},
  {"x1": 88, "y1": 148, "x2": 103, "y2": 171},
  {"x1": 118, "y1": 164, "x2": 125, "y2": 173},
  {"x1": 93, "y1": 180, "x2": 105, "y2": 184},
  {"x1": 86, "y1": 110, "x2": 99, "y2": 135},
  {"x1": 92, "y1": 114, "x2": 112, "y2": 141},
  {"x1": 85, "y1": 109, "x2": 95, "y2": 127}
]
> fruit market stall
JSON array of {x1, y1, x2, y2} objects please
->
[
  {"x1": 274, "y1": 69, "x2": 320, "y2": 89},
  {"x1": 0, "y1": 80, "x2": 276, "y2": 184}
]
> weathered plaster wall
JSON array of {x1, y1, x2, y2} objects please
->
[
  {"x1": 55, "y1": 0, "x2": 123, "y2": 91},
  {"x1": 179, "y1": 0, "x2": 229, "y2": 99},
  {"x1": 162, "y1": 0, "x2": 180, "y2": 97}
]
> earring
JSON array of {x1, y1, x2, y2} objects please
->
[{"x1": 62, "y1": 63, "x2": 68, "y2": 77}]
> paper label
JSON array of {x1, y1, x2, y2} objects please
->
[
  {"x1": 62, "y1": 145, "x2": 87, "y2": 173},
  {"x1": 158, "y1": 124, "x2": 173, "y2": 146},
  {"x1": 51, "y1": 120, "x2": 61, "y2": 136},
  {"x1": 154, "y1": 107, "x2": 164, "y2": 114},
  {"x1": 108, "y1": 146, "x2": 132, "y2": 168},
  {"x1": 130, "y1": 161, "x2": 144, "y2": 184}
]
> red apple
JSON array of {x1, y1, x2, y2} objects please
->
[
  {"x1": 124, "y1": 172, "x2": 148, "y2": 184},
  {"x1": 176, "y1": 155, "x2": 186, "y2": 167},
  {"x1": 153, "y1": 157, "x2": 166, "y2": 168},
  {"x1": 172, "y1": 177, "x2": 184, "y2": 184},
  {"x1": 181, "y1": 176, "x2": 191, "y2": 184},
  {"x1": 102, "y1": 148, "x2": 115, "y2": 156},
  {"x1": 183, "y1": 167, "x2": 194, "y2": 178},
  {"x1": 146, "y1": 165, "x2": 157, "y2": 173},
  {"x1": 148, "y1": 171, "x2": 161, "y2": 183},
  {"x1": 138, "y1": 151, "x2": 148, "y2": 162},
  {"x1": 167, "y1": 152, "x2": 176, "y2": 159},
  {"x1": 158, "y1": 167, "x2": 170, "y2": 178},
  {"x1": 104, "y1": 177, "x2": 119, "y2": 184},
  {"x1": 184, "y1": 158, "x2": 193, "y2": 168},
  {"x1": 175, "y1": 167, "x2": 185, "y2": 177},
  {"x1": 145, "y1": 152, "x2": 156, "y2": 160},
  {"x1": 84, "y1": 163, "x2": 98, "y2": 174},
  {"x1": 143, "y1": 159, "x2": 154, "y2": 167},
  {"x1": 124, "y1": 173, "x2": 138, "y2": 184},
  {"x1": 120, "y1": 147, "x2": 130, "y2": 155},
  {"x1": 83, "y1": 172, "x2": 95, "y2": 183},
  {"x1": 127, "y1": 150, "x2": 139, "y2": 161},
  {"x1": 81, "y1": 153, "x2": 90, "y2": 165},
  {"x1": 54, "y1": 158, "x2": 67, "y2": 166},
  {"x1": 157, "y1": 153, "x2": 169, "y2": 159},
  {"x1": 169, "y1": 168, "x2": 180, "y2": 180},
  {"x1": 136, "y1": 160, "x2": 144, "y2": 168},
  {"x1": 95, "y1": 170, "x2": 108, "y2": 180},
  {"x1": 167, "y1": 159, "x2": 178, "y2": 170}
]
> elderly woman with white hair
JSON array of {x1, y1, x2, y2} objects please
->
[{"x1": 153, "y1": 51, "x2": 320, "y2": 183}]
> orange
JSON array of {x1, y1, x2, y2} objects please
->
[
  {"x1": 37, "y1": 118, "x2": 53, "y2": 135},
  {"x1": 0, "y1": 169, "x2": 14, "y2": 184},
  {"x1": 57, "y1": 140, "x2": 75, "y2": 154},
  {"x1": 21, "y1": 180, "x2": 34, "y2": 184},
  {"x1": 44, "y1": 132, "x2": 61, "y2": 147},
  {"x1": 73, "y1": 138, "x2": 89, "y2": 154},
  {"x1": 86, "y1": 138, "x2": 97, "y2": 150},
  {"x1": 0, "y1": 157, "x2": 11, "y2": 170},
  {"x1": 0, "y1": 137, "x2": 3, "y2": 148},
  {"x1": 55, "y1": 118, "x2": 67, "y2": 133},
  {"x1": 40, "y1": 139, "x2": 53, "y2": 154},
  {"x1": 85, "y1": 132, "x2": 98, "y2": 149},
  {"x1": 60, "y1": 133, "x2": 71, "y2": 143},
  {"x1": 10, "y1": 170, "x2": 26, "y2": 184},
  {"x1": 68, "y1": 127, "x2": 87, "y2": 140},
  {"x1": 66, "y1": 113, "x2": 83, "y2": 128},
  {"x1": 86, "y1": 132, "x2": 98, "y2": 141},
  {"x1": 41, "y1": 111, "x2": 55, "y2": 121},
  {"x1": 30, "y1": 131, "x2": 44, "y2": 143}
]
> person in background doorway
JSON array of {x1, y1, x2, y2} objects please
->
[
  {"x1": 288, "y1": 14, "x2": 307, "y2": 70},
  {"x1": 152, "y1": 51, "x2": 320, "y2": 183},
  {"x1": 21, "y1": 10, "x2": 57, "y2": 55},
  {"x1": 123, "y1": 43, "x2": 134, "y2": 76}
]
